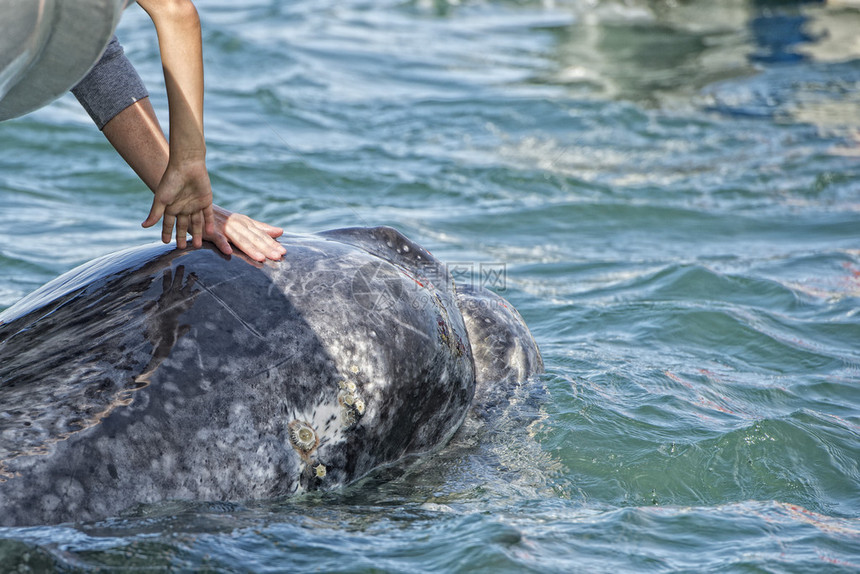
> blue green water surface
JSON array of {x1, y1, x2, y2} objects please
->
[{"x1": 1, "y1": 0, "x2": 859, "y2": 571}]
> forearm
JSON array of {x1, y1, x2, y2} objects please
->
[
  {"x1": 136, "y1": 0, "x2": 206, "y2": 163},
  {"x1": 102, "y1": 97, "x2": 169, "y2": 193}
]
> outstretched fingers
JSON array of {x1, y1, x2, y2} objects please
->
[
  {"x1": 207, "y1": 207, "x2": 286, "y2": 262},
  {"x1": 233, "y1": 219, "x2": 287, "y2": 261},
  {"x1": 253, "y1": 221, "x2": 286, "y2": 238}
]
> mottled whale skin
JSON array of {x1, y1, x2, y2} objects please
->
[{"x1": 0, "y1": 227, "x2": 542, "y2": 526}]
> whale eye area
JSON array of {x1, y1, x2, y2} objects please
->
[{"x1": 288, "y1": 420, "x2": 318, "y2": 453}]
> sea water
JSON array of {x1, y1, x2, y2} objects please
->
[{"x1": 0, "y1": 0, "x2": 858, "y2": 571}]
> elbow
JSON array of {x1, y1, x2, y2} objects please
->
[{"x1": 138, "y1": 0, "x2": 200, "y2": 27}]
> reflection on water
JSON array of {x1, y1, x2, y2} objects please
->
[{"x1": 542, "y1": 0, "x2": 860, "y2": 142}]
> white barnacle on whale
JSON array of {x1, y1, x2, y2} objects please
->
[
  {"x1": 288, "y1": 420, "x2": 318, "y2": 453},
  {"x1": 337, "y1": 387, "x2": 364, "y2": 429},
  {"x1": 314, "y1": 463, "x2": 327, "y2": 478},
  {"x1": 337, "y1": 379, "x2": 358, "y2": 395}
]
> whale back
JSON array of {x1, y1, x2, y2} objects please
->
[{"x1": 0, "y1": 229, "x2": 476, "y2": 526}]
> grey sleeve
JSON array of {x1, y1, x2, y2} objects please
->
[{"x1": 71, "y1": 35, "x2": 149, "y2": 130}]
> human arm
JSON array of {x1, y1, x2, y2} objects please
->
[
  {"x1": 135, "y1": 0, "x2": 214, "y2": 249},
  {"x1": 70, "y1": 26, "x2": 286, "y2": 260},
  {"x1": 102, "y1": 95, "x2": 286, "y2": 261}
]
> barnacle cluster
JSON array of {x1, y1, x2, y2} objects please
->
[
  {"x1": 337, "y1": 379, "x2": 365, "y2": 428},
  {"x1": 287, "y1": 421, "x2": 328, "y2": 482}
]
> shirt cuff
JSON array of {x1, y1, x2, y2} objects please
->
[{"x1": 71, "y1": 35, "x2": 149, "y2": 130}]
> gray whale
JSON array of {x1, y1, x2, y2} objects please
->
[{"x1": 0, "y1": 227, "x2": 542, "y2": 526}]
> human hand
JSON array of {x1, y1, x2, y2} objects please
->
[
  {"x1": 142, "y1": 158, "x2": 224, "y2": 250},
  {"x1": 207, "y1": 205, "x2": 286, "y2": 262}
]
